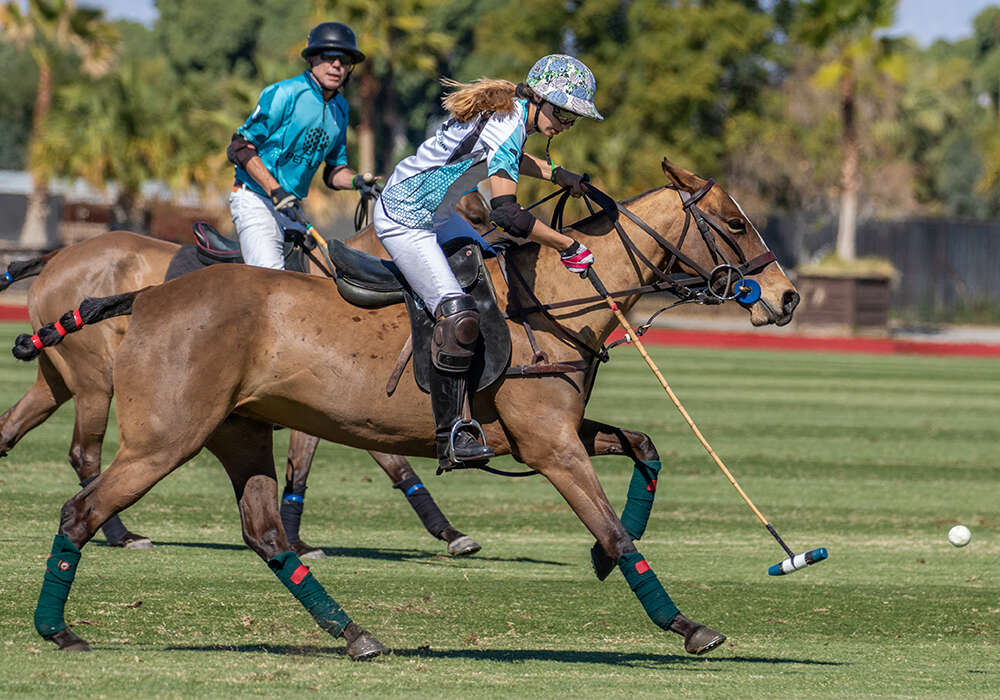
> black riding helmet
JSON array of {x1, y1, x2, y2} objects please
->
[{"x1": 301, "y1": 22, "x2": 365, "y2": 63}]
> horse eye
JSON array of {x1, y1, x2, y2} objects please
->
[{"x1": 727, "y1": 218, "x2": 746, "y2": 231}]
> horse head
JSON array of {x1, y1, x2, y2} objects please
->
[{"x1": 660, "y1": 158, "x2": 799, "y2": 326}]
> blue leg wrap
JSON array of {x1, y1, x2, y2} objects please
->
[
  {"x1": 618, "y1": 550, "x2": 679, "y2": 630},
  {"x1": 280, "y1": 488, "x2": 305, "y2": 543},
  {"x1": 269, "y1": 551, "x2": 350, "y2": 636},
  {"x1": 34, "y1": 534, "x2": 81, "y2": 637},
  {"x1": 620, "y1": 460, "x2": 661, "y2": 541}
]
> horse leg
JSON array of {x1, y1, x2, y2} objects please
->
[
  {"x1": 208, "y1": 416, "x2": 386, "y2": 661},
  {"x1": 511, "y1": 423, "x2": 725, "y2": 656},
  {"x1": 34, "y1": 437, "x2": 205, "y2": 651},
  {"x1": 69, "y1": 391, "x2": 152, "y2": 550},
  {"x1": 0, "y1": 355, "x2": 69, "y2": 457},
  {"x1": 372, "y1": 450, "x2": 482, "y2": 556},
  {"x1": 282, "y1": 430, "x2": 325, "y2": 559},
  {"x1": 579, "y1": 419, "x2": 662, "y2": 580}
]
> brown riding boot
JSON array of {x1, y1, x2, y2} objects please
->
[{"x1": 669, "y1": 613, "x2": 726, "y2": 655}]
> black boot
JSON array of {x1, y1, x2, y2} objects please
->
[{"x1": 430, "y1": 368, "x2": 494, "y2": 471}]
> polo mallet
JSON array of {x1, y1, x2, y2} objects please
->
[{"x1": 583, "y1": 267, "x2": 828, "y2": 576}]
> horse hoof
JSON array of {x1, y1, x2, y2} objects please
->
[
  {"x1": 45, "y1": 628, "x2": 90, "y2": 651},
  {"x1": 683, "y1": 625, "x2": 726, "y2": 655},
  {"x1": 447, "y1": 535, "x2": 481, "y2": 556},
  {"x1": 121, "y1": 534, "x2": 154, "y2": 550},
  {"x1": 292, "y1": 541, "x2": 327, "y2": 559},
  {"x1": 346, "y1": 631, "x2": 389, "y2": 661},
  {"x1": 590, "y1": 542, "x2": 615, "y2": 581},
  {"x1": 108, "y1": 533, "x2": 154, "y2": 549}
]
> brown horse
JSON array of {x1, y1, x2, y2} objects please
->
[
  {"x1": 0, "y1": 193, "x2": 493, "y2": 556},
  {"x1": 21, "y1": 160, "x2": 798, "y2": 658}
]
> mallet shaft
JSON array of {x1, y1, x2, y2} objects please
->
[
  {"x1": 306, "y1": 224, "x2": 337, "y2": 273},
  {"x1": 588, "y1": 269, "x2": 772, "y2": 528}
]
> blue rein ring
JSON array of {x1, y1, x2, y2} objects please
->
[{"x1": 733, "y1": 278, "x2": 761, "y2": 305}]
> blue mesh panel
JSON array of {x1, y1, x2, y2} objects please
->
[{"x1": 381, "y1": 160, "x2": 477, "y2": 229}]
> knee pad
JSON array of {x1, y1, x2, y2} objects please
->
[{"x1": 432, "y1": 295, "x2": 480, "y2": 373}]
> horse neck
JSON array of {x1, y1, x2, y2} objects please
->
[
  {"x1": 345, "y1": 224, "x2": 387, "y2": 256},
  {"x1": 506, "y1": 188, "x2": 687, "y2": 351}
]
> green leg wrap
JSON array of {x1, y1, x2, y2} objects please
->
[
  {"x1": 268, "y1": 551, "x2": 351, "y2": 637},
  {"x1": 618, "y1": 550, "x2": 679, "y2": 630},
  {"x1": 34, "y1": 534, "x2": 81, "y2": 637},
  {"x1": 620, "y1": 460, "x2": 661, "y2": 540}
]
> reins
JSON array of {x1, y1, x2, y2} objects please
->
[{"x1": 496, "y1": 180, "x2": 778, "y2": 368}]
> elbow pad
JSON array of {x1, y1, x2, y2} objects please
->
[
  {"x1": 226, "y1": 133, "x2": 257, "y2": 169},
  {"x1": 489, "y1": 195, "x2": 536, "y2": 238}
]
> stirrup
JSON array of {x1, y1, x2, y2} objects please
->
[{"x1": 437, "y1": 419, "x2": 494, "y2": 474}]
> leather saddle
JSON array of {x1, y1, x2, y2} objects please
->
[
  {"x1": 328, "y1": 236, "x2": 511, "y2": 394},
  {"x1": 163, "y1": 222, "x2": 308, "y2": 281}
]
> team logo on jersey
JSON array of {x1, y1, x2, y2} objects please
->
[{"x1": 288, "y1": 127, "x2": 330, "y2": 166}]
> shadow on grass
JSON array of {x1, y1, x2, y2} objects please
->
[
  {"x1": 155, "y1": 643, "x2": 845, "y2": 668},
  {"x1": 151, "y1": 541, "x2": 569, "y2": 566}
]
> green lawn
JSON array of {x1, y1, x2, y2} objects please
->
[{"x1": 0, "y1": 321, "x2": 997, "y2": 698}]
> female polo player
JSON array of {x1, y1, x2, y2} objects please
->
[{"x1": 374, "y1": 54, "x2": 603, "y2": 471}]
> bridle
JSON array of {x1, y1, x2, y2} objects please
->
[
  {"x1": 496, "y1": 179, "x2": 779, "y2": 364},
  {"x1": 558, "y1": 179, "x2": 777, "y2": 305}
]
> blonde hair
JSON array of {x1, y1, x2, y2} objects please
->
[{"x1": 440, "y1": 78, "x2": 517, "y2": 122}]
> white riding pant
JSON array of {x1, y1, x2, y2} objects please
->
[
  {"x1": 228, "y1": 185, "x2": 304, "y2": 270},
  {"x1": 374, "y1": 202, "x2": 465, "y2": 314}
]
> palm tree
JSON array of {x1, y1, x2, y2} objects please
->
[
  {"x1": 793, "y1": 0, "x2": 900, "y2": 262},
  {"x1": 0, "y1": 0, "x2": 117, "y2": 248}
]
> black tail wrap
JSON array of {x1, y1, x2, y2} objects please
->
[
  {"x1": 1, "y1": 253, "x2": 52, "y2": 291},
  {"x1": 12, "y1": 290, "x2": 143, "y2": 361}
]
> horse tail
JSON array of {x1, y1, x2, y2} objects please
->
[
  {"x1": 0, "y1": 249, "x2": 60, "y2": 291},
  {"x1": 12, "y1": 288, "x2": 150, "y2": 361}
]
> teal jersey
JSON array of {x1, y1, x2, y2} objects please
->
[{"x1": 235, "y1": 71, "x2": 349, "y2": 199}]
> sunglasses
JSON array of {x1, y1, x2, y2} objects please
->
[
  {"x1": 550, "y1": 104, "x2": 578, "y2": 126},
  {"x1": 317, "y1": 52, "x2": 353, "y2": 66}
]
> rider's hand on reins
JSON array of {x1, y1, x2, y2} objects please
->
[
  {"x1": 352, "y1": 172, "x2": 383, "y2": 198},
  {"x1": 551, "y1": 167, "x2": 588, "y2": 198},
  {"x1": 270, "y1": 186, "x2": 308, "y2": 226},
  {"x1": 559, "y1": 240, "x2": 595, "y2": 275}
]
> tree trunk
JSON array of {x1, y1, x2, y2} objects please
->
[
  {"x1": 20, "y1": 59, "x2": 53, "y2": 249},
  {"x1": 110, "y1": 191, "x2": 149, "y2": 234},
  {"x1": 357, "y1": 69, "x2": 377, "y2": 175},
  {"x1": 836, "y1": 61, "x2": 858, "y2": 262}
]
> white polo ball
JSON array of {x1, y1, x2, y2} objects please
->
[{"x1": 948, "y1": 525, "x2": 971, "y2": 547}]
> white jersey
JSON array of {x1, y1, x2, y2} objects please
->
[{"x1": 380, "y1": 99, "x2": 528, "y2": 230}]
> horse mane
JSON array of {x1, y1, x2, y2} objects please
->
[{"x1": 441, "y1": 78, "x2": 517, "y2": 122}]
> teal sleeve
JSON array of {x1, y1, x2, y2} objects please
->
[
  {"x1": 487, "y1": 129, "x2": 522, "y2": 182},
  {"x1": 325, "y1": 128, "x2": 348, "y2": 167},
  {"x1": 237, "y1": 83, "x2": 288, "y2": 147}
]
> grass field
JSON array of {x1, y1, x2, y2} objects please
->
[{"x1": 0, "y1": 320, "x2": 997, "y2": 698}]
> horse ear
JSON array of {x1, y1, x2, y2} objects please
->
[{"x1": 661, "y1": 158, "x2": 703, "y2": 192}]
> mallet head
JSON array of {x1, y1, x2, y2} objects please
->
[{"x1": 768, "y1": 547, "x2": 828, "y2": 576}]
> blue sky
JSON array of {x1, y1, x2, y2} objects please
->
[{"x1": 22, "y1": 1, "x2": 1000, "y2": 46}]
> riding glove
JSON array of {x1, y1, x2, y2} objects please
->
[
  {"x1": 352, "y1": 172, "x2": 384, "y2": 198},
  {"x1": 552, "y1": 167, "x2": 588, "y2": 197},
  {"x1": 270, "y1": 186, "x2": 307, "y2": 225},
  {"x1": 559, "y1": 241, "x2": 595, "y2": 274}
]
